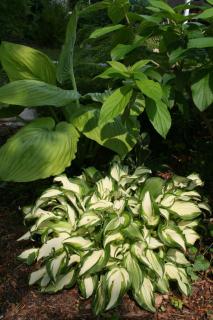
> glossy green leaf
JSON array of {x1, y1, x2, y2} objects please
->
[
  {"x1": 107, "y1": 0, "x2": 130, "y2": 23},
  {"x1": 90, "y1": 24, "x2": 125, "y2": 39},
  {"x1": 0, "y1": 118, "x2": 79, "y2": 182},
  {"x1": 111, "y1": 39, "x2": 145, "y2": 60},
  {"x1": 188, "y1": 37, "x2": 213, "y2": 49},
  {"x1": 191, "y1": 71, "x2": 213, "y2": 111},
  {"x1": 136, "y1": 79, "x2": 163, "y2": 102},
  {"x1": 145, "y1": 98, "x2": 171, "y2": 138},
  {"x1": 149, "y1": 0, "x2": 175, "y2": 14},
  {"x1": 99, "y1": 86, "x2": 133, "y2": 126},
  {"x1": 196, "y1": 8, "x2": 213, "y2": 20},
  {"x1": 0, "y1": 41, "x2": 56, "y2": 84},
  {"x1": 0, "y1": 80, "x2": 80, "y2": 108},
  {"x1": 57, "y1": 6, "x2": 78, "y2": 83}
]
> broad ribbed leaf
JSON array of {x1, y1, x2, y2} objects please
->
[
  {"x1": 145, "y1": 98, "x2": 171, "y2": 138},
  {"x1": 0, "y1": 41, "x2": 56, "y2": 84},
  {"x1": 191, "y1": 71, "x2": 213, "y2": 111},
  {"x1": 57, "y1": 6, "x2": 78, "y2": 83},
  {"x1": 0, "y1": 118, "x2": 79, "y2": 182},
  {"x1": 99, "y1": 86, "x2": 133, "y2": 126},
  {"x1": 0, "y1": 80, "x2": 80, "y2": 107},
  {"x1": 69, "y1": 107, "x2": 139, "y2": 156},
  {"x1": 90, "y1": 24, "x2": 125, "y2": 39}
]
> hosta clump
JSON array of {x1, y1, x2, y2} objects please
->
[{"x1": 18, "y1": 163, "x2": 210, "y2": 314}]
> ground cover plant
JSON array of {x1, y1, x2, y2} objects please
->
[
  {"x1": 18, "y1": 162, "x2": 210, "y2": 315},
  {"x1": 0, "y1": 0, "x2": 212, "y2": 182}
]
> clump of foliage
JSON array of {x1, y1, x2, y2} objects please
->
[
  {"x1": 0, "y1": 0, "x2": 212, "y2": 183},
  {"x1": 18, "y1": 162, "x2": 210, "y2": 315}
]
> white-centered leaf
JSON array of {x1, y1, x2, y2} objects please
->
[
  {"x1": 64, "y1": 236, "x2": 93, "y2": 251},
  {"x1": 79, "y1": 249, "x2": 107, "y2": 276},
  {"x1": 47, "y1": 252, "x2": 67, "y2": 281},
  {"x1": 29, "y1": 267, "x2": 46, "y2": 285},
  {"x1": 170, "y1": 201, "x2": 201, "y2": 220},
  {"x1": 167, "y1": 249, "x2": 190, "y2": 265},
  {"x1": 78, "y1": 212, "x2": 101, "y2": 228},
  {"x1": 158, "y1": 224, "x2": 186, "y2": 251},
  {"x1": 134, "y1": 276, "x2": 156, "y2": 312},
  {"x1": 182, "y1": 228, "x2": 200, "y2": 245},
  {"x1": 54, "y1": 175, "x2": 81, "y2": 194},
  {"x1": 124, "y1": 252, "x2": 143, "y2": 291},
  {"x1": 105, "y1": 267, "x2": 130, "y2": 310},
  {"x1": 44, "y1": 269, "x2": 76, "y2": 293},
  {"x1": 37, "y1": 235, "x2": 67, "y2": 260},
  {"x1": 18, "y1": 248, "x2": 38, "y2": 265},
  {"x1": 79, "y1": 275, "x2": 98, "y2": 298}
]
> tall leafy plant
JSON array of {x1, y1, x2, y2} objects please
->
[{"x1": 0, "y1": 0, "x2": 212, "y2": 182}]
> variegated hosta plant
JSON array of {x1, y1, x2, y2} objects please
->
[{"x1": 18, "y1": 163, "x2": 210, "y2": 314}]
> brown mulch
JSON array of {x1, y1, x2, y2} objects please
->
[{"x1": 0, "y1": 182, "x2": 213, "y2": 320}]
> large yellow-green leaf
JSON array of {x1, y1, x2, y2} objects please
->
[
  {"x1": 0, "y1": 80, "x2": 80, "y2": 107},
  {"x1": 0, "y1": 41, "x2": 56, "y2": 84},
  {"x1": 99, "y1": 86, "x2": 133, "y2": 126},
  {"x1": 0, "y1": 117, "x2": 79, "y2": 182},
  {"x1": 68, "y1": 106, "x2": 139, "y2": 156}
]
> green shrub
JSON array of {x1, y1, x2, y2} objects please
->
[
  {"x1": 0, "y1": 0, "x2": 32, "y2": 41},
  {"x1": 18, "y1": 162, "x2": 210, "y2": 315}
]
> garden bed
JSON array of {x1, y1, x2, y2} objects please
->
[{"x1": 0, "y1": 181, "x2": 212, "y2": 320}]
